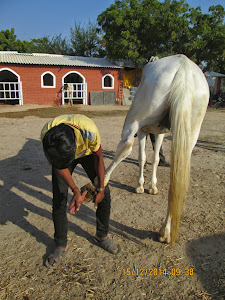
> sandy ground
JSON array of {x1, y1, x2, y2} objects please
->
[{"x1": 0, "y1": 105, "x2": 224, "y2": 300}]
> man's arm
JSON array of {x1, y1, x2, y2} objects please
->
[{"x1": 54, "y1": 168, "x2": 85, "y2": 214}]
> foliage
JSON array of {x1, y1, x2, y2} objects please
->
[
  {"x1": 27, "y1": 34, "x2": 72, "y2": 55},
  {"x1": 98, "y1": 0, "x2": 146, "y2": 66},
  {"x1": 98, "y1": 0, "x2": 225, "y2": 73},
  {"x1": 0, "y1": 28, "x2": 28, "y2": 52},
  {"x1": 187, "y1": 5, "x2": 225, "y2": 73},
  {"x1": 70, "y1": 20, "x2": 105, "y2": 57}
]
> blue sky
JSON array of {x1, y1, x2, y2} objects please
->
[{"x1": 1, "y1": 0, "x2": 224, "y2": 42}]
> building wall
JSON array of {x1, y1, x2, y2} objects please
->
[{"x1": 0, "y1": 64, "x2": 123, "y2": 105}]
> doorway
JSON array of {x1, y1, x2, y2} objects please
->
[
  {"x1": 0, "y1": 69, "x2": 23, "y2": 105},
  {"x1": 62, "y1": 72, "x2": 87, "y2": 105}
]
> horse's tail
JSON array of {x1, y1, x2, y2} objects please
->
[{"x1": 168, "y1": 55, "x2": 193, "y2": 244}]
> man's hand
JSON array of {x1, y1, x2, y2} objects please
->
[
  {"x1": 69, "y1": 190, "x2": 87, "y2": 214},
  {"x1": 94, "y1": 190, "x2": 105, "y2": 210}
]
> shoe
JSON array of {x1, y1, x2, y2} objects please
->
[
  {"x1": 158, "y1": 161, "x2": 170, "y2": 167},
  {"x1": 94, "y1": 236, "x2": 121, "y2": 255},
  {"x1": 45, "y1": 247, "x2": 67, "y2": 269}
]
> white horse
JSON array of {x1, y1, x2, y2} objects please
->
[{"x1": 104, "y1": 54, "x2": 209, "y2": 244}]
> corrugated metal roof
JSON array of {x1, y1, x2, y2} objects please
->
[
  {"x1": 0, "y1": 51, "x2": 122, "y2": 69},
  {"x1": 205, "y1": 71, "x2": 225, "y2": 78}
]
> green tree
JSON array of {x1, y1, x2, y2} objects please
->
[
  {"x1": 0, "y1": 28, "x2": 28, "y2": 52},
  {"x1": 27, "y1": 36, "x2": 54, "y2": 53},
  {"x1": 98, "y1": 0, "x2": 191, "y2": 63},
  {"x1": 98, "y1": 0, "x2": 225, "y2": 72},
  {"x1": 27, "y1": 34, "x2": 72, "y2": 55},
  {"x1": 187, "y1": 5, "x2": 225, "y2": 72},
  {"x1": 51, "y1": 34, "x2": 73, "y2": 55},
  {"x1": 70, "y1": 20, "x2": 104, "y2": 57},
  {"x1": 149, "y1": 0, "x2": 191, "y2": 56},
  {"x1": 98, "y1": 0, "x2": 146, "y2": 66}
]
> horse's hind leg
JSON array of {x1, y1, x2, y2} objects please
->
[
  {"x1": 149, "y1": 134, "x2": 164, "y2": 195},
  {"x1": 136, "y1": 130, "x2": 147, "y2": 194},
  {"x1": 159, "y1": 194, "x2": 172, "y2": 243}
]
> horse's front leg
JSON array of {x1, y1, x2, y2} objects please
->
[
  {"x1": 104, "y1": 120, "x2": 139, "y2": 186},
  {"x1": 149, "y1": 133, "x2": 164, "y2": 195},
  {"x1": 104, "y1": 137, "x2": 135, "y2": 186},
  {"x1": 136, "y1": 130, "x2": 147, "y2": 193}
]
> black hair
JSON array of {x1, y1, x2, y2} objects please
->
[{"x1": 43, "y1": 124, "x2": 76, "y2": 169}]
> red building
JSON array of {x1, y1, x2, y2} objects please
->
[{"x1": 0, "y1": 52, "x2": 123, "y2": 106}]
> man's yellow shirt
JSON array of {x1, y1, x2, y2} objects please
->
[{"x1": 41, "y1": 114, "x2": 101, "y2": 159}]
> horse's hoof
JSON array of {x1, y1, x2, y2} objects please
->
[
  {"x1": 135, "y1": 186, "x2": 144, "y2": 194},
  {"x1": 158, "y1": 227, "x2": 171, "y2": 243},
  {"x1": 149, "y1": 187, "x2": 158, "y2": 195},
  {"x1": 158, "y1": 235, "x2": 170, "y2": 243}
]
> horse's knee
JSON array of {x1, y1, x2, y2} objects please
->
[
  {"x1": 125, "y1": 138, "x2": 134, "y2": 148},
  {"x1": 117, "y1": 138, "x2": 134, "y2": 157}
]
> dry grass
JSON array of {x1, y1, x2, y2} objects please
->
[{"x1": 0, "y1": 104, "x2": 129, "y2": 119}]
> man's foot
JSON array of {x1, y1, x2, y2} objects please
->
[
  {"x1": 94, "y1": 235, "x2": 121, "y2": 255},
  {"x1": 45, "y1": 246, "x2": 68, "y2": 269},
  {"x1": 158, "y1": 161, "x2": 170, "y2": 167}
]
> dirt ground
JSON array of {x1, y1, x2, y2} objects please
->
[{"x1": 0, "y1": 104, "x2": 224, "y2": 300}]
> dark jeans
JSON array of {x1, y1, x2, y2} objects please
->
[
  {"x1": 149, "y1": 133, "x2": 166, "y2": 163},
  {"x1": 52, "y1": 154, "x2": 111, "y2": 247}
]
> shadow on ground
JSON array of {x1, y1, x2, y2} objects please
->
[{"x1": 186, "y1": 234, "x2": 225, "y2": 299}]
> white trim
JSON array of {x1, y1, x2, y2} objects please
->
[
  {"x1": 62, "y1": 71, "x2": 86, "y2": 83},
  {"x1": 41, "y1": 71, "x2": 56, "y2": 88},
  {"x1": 0, "y1": 67, "x2": 21, "y2": 81},
  {"x1": 0, "y1": 82, "x2": 23, "y2": 105},
  {"x1": 102, "y1": 74, "x2": 114, "y2": 89},
  {"x1": 19, "y1": 82, "x2": 23, "y2": 105}
]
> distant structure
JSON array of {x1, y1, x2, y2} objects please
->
[{"x1": 0, "y1": 51, "x2": 123, "y2": 106}]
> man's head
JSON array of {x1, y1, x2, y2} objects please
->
[{"x1": 43, "y1": 124, "x2": 76, "y2": 169}]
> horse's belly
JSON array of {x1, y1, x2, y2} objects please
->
[{"x1": 141, "y1": 124, "x2": 170, "y2": 134}]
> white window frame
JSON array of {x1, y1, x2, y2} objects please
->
[
  {"x1": 41, "y1": 71, "x2": 56, "y2": 88},
  {"x1": 102, "y1": 74, "x2": 114, "y2": 89}
]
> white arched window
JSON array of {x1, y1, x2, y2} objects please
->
[
  {"x1": 102, "y1": 74, "x2": 114, "y2": 89},
  {"x1": 41, "y1": 71, "x2": 56, "y2": 88}
]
